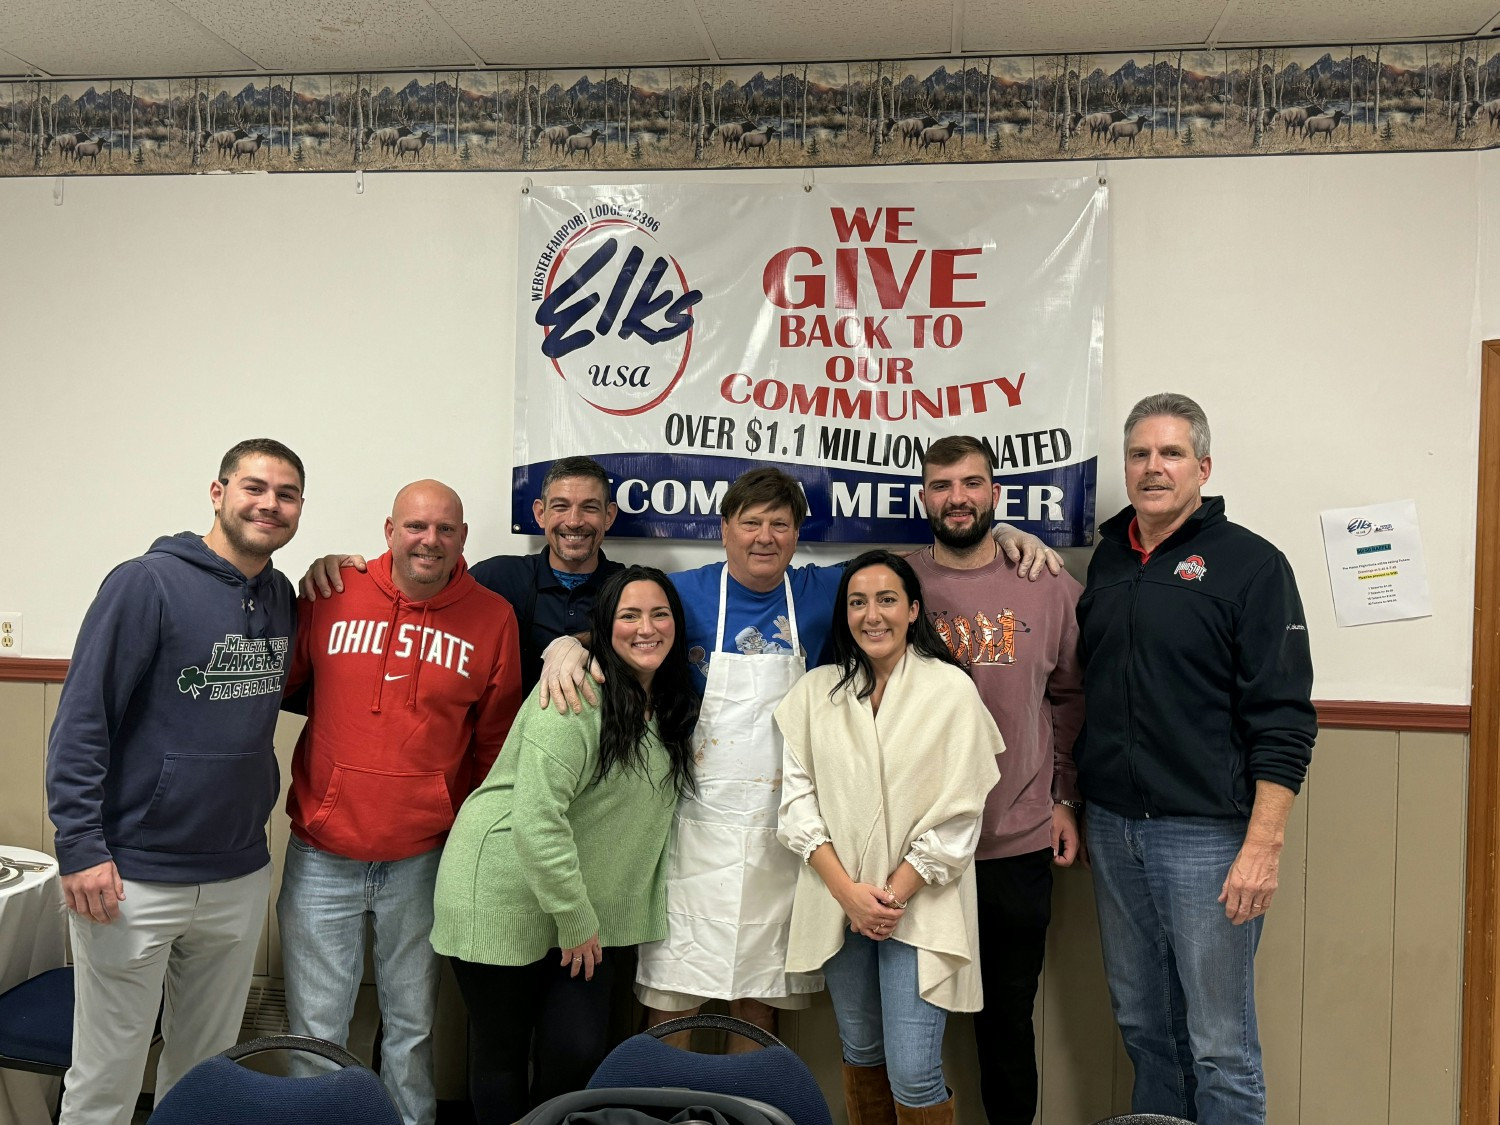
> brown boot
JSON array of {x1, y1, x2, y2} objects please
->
[
  {"x1": 893, "y1": 1091, "x2": 954, "y2": 1125},
  {"x1": 841, "y1": 1063, "x2": 898, "y2": 1125}
]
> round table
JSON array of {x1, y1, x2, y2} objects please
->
[{"x1": 0, "y1": 846, "x2": 66, "y2": 1125}]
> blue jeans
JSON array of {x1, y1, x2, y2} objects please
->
[
  {"x1": 1086, "y1": 804, "x2": 1266, "y2": 1125},
  {"x1": 277, "y1": 836, "x2": 443, "y2": 1125},
  {"x1": 821, "y1": 935, "x2": 949, "y2": 1108}
]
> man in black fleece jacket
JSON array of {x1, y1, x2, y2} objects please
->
[{"x1": 1075, "y1": 393, "x2": 1316, "y2": 1125}]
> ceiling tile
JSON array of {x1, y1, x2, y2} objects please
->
[
  {"x1": 1219, "y1": 0, "x2": 1499, "y2": 44},
  {"x1": 0, "y1": 0, "x2": 253, "y2": 77},
  {"x1": 963, "y1": 0, "x2": 1224, "y2": 55},
  {"x1": 0, "y1": 47, "x2": 37, "y2": 73},
  {"x1": 169, "y1": 0, "x2": 474, "y2": 72},
  {"x1": 696, "y1": 0, "x2": 951, "y2": 61},
  {"x1": 432, "y1": 0, "x2": 708, "y2": 66}
]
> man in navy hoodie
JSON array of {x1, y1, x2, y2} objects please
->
[{"x1": 47, "y1": 438, "x2": 305, "y2": 1125}]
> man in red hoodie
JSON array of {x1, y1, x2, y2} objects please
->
[{"x1": 277, "y1": 480, "x2": 522, "y2": 1125}]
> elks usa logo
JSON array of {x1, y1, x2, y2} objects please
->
[
  {"x1": 1174, "y1": 555, "x2": 1208, "y2": 582},
  {"x1": 531, "y1": 202, "x2": 701, "y2": 417},
  {"x1": 178, "y1": 634, "x2": 289, "y2": 701}
]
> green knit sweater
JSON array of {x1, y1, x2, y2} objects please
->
[{"x1": 430, "y1": 689, "x2": 679, "y2": 965}]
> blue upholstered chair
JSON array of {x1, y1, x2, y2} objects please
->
[
  {"x1": 146, "y1": 1034, "x2": 400, "y2": 1125},
  {"x1": 0, "y1": 965, "x2": 73, "y2": 1078},
  {"x1": 0, "y1": 965, "x2": 75, "y2": 1122},
  {"x1": 0, "y1": 964, "x2": 174, "y2": 1123},
  {"x1": 587, "y1": 1014, "x2": 832, "y2": 1125},
  {"x1": 520, "y1": 1086, "x2": 793, "y2": 1124}
]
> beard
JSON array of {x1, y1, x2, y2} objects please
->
[
  {"x1": 218, "y1": 509, "x2": 293, "y2": 560},
  {"x1": 928, "y1": 504, "x2": 994, "y2": 550}
]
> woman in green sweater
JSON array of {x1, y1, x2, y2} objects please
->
[{"x1": 431, "y1": 565, "x2": 698, "y2": 1122}]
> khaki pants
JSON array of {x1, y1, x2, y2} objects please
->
[{"x1": 61, "y1": 866, "x2": 270, "y2": 1125}]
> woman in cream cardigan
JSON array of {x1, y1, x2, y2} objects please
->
[{"x1": 774, "y1": 549, "x2": 1003, "y2": 1125}]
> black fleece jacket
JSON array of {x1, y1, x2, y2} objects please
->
[{"x1": 1074, "y1": 497, "x2": 1317, "y2": 819}]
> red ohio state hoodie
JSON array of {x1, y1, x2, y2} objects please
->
[{"x1": 285, "y1": 552, "x2": 522, "y2": 862}]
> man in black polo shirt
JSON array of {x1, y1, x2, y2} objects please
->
[
  {"x1": 301, "y1": 457, "x2": 623, "y2": 694},
  {"x1": 467, "y1": 458, "x2": 623, "y2": 693}
]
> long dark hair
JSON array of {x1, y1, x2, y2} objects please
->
[
  {"x1": 830, "y1": 550, "x2": 960, "y2": 701},
  {"x1": 586, "y1": 566, "x2": 699, "y2": 797}
]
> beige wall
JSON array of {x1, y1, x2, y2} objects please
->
[
  {"x1": 3, "y1": 680, "x2": 1466, "y2": 1123},
  {"x1": 3, "y1": 151, "x2": 1495, "y2": 710}
]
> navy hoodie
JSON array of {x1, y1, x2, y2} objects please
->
[{"x1": 47, "y1": 533, "x2": 296, "y2": 882}]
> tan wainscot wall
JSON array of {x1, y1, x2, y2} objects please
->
[{"x1": 0, "y1": 675, "x2": 1466, "y2": 1123}]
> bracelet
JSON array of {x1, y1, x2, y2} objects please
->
[
  {"x1": 882, "y1": 883, "x2": 909, "y2": 910},
  {"x1": 1057, "y1": 798, "x2": 1083, "y2": 811}
]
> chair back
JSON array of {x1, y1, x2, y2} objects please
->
[
  {"x1": 0, "y1": 966, "x2": 74, "y2": 1075},
  {"x1": 589, "y1": 1015, "x2": 831, "y2": 1125},
  {"x1": 147, "y1": 1034, "x2": 400, "y2": 1124},
  {"x1": 519, "y1": 1085, "x2": 793, "y2": 1124}
]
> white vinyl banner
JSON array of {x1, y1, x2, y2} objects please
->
[{"x1": 513, "y1": 178, "x2": 1108, "y2": 544}]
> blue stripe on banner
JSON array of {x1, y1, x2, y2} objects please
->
[{"x1": 512, "y1": 455, "x2": 1096, "y2": 547}]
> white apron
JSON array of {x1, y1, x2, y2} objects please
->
[{"x1": 636, "y1": 567, "x2": 822, "y2": 1000}]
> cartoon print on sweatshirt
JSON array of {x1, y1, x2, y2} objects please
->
[{"x1": 931, "y1": 609, "x2": 1032, "y2": 666}]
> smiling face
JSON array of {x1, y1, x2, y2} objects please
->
[
  {"x1": 533, "y1": 474, "x2": 617, "y2": 574},
  {"x1": 845, "y1": 564, "x2": 920, "y2": 674},
  {"x1": 384, "y1": 481, "x2": 467, "y2": 600},
  {"x1": 611, "y1": 579, "x2": 677, "y2": 688},
  {"x1": 208, "y1": 453, "x2": 304, "y2": 573},
  {"x1": 1125, "y1": 414, "x2": 1212, "y2": 542},
  {"x1": 921, "y1": 451, "x2": 1001, "y2": 550},
  {"x1": 721, "y1": 502, "x2": 799, "y2": 593}
]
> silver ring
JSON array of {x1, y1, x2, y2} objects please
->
[{"x1": 573, "y1": 956, "x2": 582, "y2": 963}]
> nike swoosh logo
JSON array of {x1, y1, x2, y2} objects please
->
[{"x1": 384, "y1": 674, "x2": 409, "y2": 682}]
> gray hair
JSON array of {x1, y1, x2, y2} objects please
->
[{"x1": 1123, "y1": 393, "x2": 1211, "y2": 459}]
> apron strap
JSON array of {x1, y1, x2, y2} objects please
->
[
  {"x1": 782, "y1": 572, "x2": 800, "y2": 654},
  {"x1": 714, "y1": 565, "x2": 730, "y2": 651}
]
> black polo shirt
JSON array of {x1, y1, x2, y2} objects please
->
[{"x1": 469, "y1": 548, "x2": 625, "y2": 694}]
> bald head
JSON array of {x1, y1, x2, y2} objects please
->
[{"x1": 385, "y1": 479, "x2": 468, "y2": 599}]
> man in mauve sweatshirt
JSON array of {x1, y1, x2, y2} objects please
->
[
  {"x1": 277, "y1": 479, "x2": 522, "y2": 1125},
  {"x1": 47, "y1": 438, "x2": 306, "y2": 1125},
  {"x1": 906, "y1": 435, "x2": 1085, "y2": 1125}
]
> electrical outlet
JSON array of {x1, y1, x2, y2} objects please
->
[{"x1": 0, "y1": 613, "x2": 22, "y2": 656}]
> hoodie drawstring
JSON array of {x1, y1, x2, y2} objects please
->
[
  {"x1": 370, "y1": 595, "x2": 404, "y2": 713},
  {"x1": 407, "y1": 602, "x2": 431, "y2": 710},
  {"x1": 368, "y1": 597, "x2": 431, "y2": 713}
]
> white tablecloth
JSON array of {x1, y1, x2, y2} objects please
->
[{"x1": 0, "y1": 846, "x2": 66, "y2": 1125}]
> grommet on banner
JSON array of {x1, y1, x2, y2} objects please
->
[
  {"x1": 355, "y1": 169, "x2": 364, "y2": 195},
  {"x1": 1096, "y1": 161, "x2": 1107, "y2": 186},
  {"x1": 521, "y1": 176, "x2": 533, "y2": 195},
  {"x1": 802, "y1": 169, "x2": 815, "y2": 193},
  {"x1": 53, "y1": 177, "x2": 64, "y2": 206}
]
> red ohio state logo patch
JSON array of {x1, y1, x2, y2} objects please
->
[{"x1": 1174, "y1": 555, "x2": 1207, "y2": 582}]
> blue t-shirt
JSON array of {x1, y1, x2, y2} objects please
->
[{"x1": 669, "y1": 562, "x2": 844, "y2": 694}]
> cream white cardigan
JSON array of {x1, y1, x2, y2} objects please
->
[{"x1": 773, "y1": 651, "x2": 1003, "y2": 1012}]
